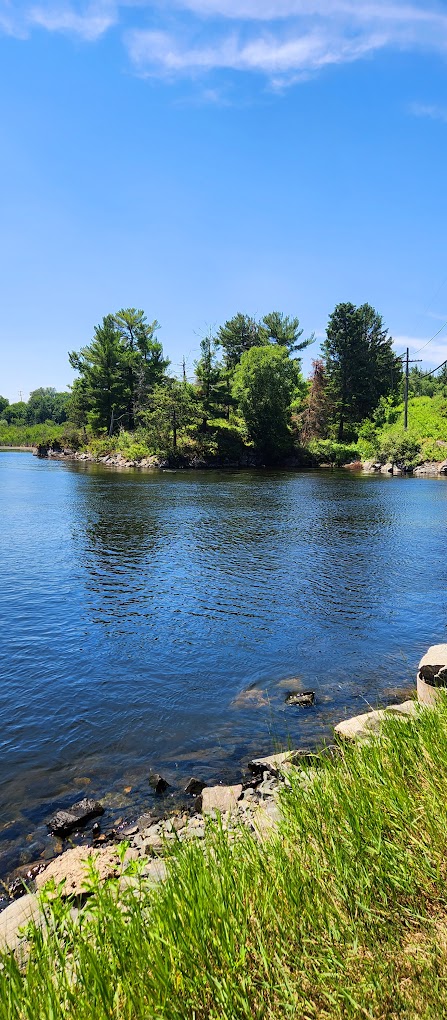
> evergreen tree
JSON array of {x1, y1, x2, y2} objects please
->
[
  {"x1": 323, "y1": 302, "x2": 399, "y2": 440},
  {"x1": 300, "y1": 359, "x2": 332, "y2": 441},
  {"x1": 69, "y1": 315, "x2": 127, "y2": 433},
  {"x1": 113, "y1": 309, "x2": 168, "y2": 428},
  {"x1": 143, "y1": 379, "x2": 203, "y2": 453},
  {"x1": 260, "y1": 311, "x2": 314, "y2": 355},
  {"x1": 216, "y1": 314, "x2": 264, "y2": 369}
]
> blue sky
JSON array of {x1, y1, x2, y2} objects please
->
[{"x1": 1, "y1": 0, "x2": 447, "y2": 401}]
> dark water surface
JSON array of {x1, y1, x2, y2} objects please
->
[{"x1": 1, "y1": 453, "x2": 447, "y2": 888}]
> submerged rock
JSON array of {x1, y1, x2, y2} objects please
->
[
  {"x1": 148, "y1": 773, "x2": 170, "y2": 794},
  {"x1": 285, "y1": 691, "x2": 315, "y2": 707},
  {"x1": 48, "y1": 799, "x2": 104, "y2": 837}
]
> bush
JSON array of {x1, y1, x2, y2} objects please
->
[{"x1": 307, "y1": 439, "x2": 360, "y2": 466}]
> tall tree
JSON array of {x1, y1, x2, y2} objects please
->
[
  {"x1": 323, "y1": 302, "x2": 399, "y2": 440},
  {"x1": 113, "y1": 308, "x2": 168, "y2": 428},
  {"x1": 260, "y1": 311, "x2": 314, "y2": 355},
  {"x1": 299, "y1": 359, "x2": 332, "y2": 441},
  {"x1": 194, "y1": 332, "x2": 225, "y2": 424},
  {"x1": 232, "y1": 344, "x2": 300, "y2": 461},
  {"x1": 216, "y1": 314, "x2": 264, "y2": 369},
  {"x1": 69, "y1": 316, "x2": 127, "y2": 433}
]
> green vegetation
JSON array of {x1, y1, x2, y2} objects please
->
[
  {"x1": 4, "y1": 701, "x2": 447, "y2": 1017},
  {"x1": 2, "y1": 301, "x2": 445, "y2": 468},
  {"x1": 358, "y1": 393, "x2": 447, "y2": 469}
]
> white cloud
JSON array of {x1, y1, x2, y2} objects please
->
[
  {"x1": 28, "y1": 2, "x2": 117, "y2": 40},
  {"x1": 2, "y1": 0, "x2": 447, "y2": 85},
  {"x1": 125, "y1": 0, "x2": 447, "y2": 82},
  {"x1": 127, "y1": 25, "x2": 388, "y2": 78}
]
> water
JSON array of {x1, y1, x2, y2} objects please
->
[{"x1": 1, "y1": 452, "x2": 447, "y2": 890}]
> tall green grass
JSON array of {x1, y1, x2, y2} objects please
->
[{"x1": 4, "y1": 701, "x2": 447, "y2": 1018}]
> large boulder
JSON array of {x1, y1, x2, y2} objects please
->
[
  {"x1": 35, "y1": 845, "x2": 123, "y2": 898},
  {"x1": 417, "y1": 645, "x2": 447, "y2": 707}
]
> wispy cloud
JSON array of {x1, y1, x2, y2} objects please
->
[
  {"x1": 28, "y1": 2, "x2": 117, "y2": 40},
  {"x1": 393, "y1": 335, "x2": 447, "y2": 367},
  {"x1": 2, "y1": 0, "x2": 447, "y2": 86},
  {"x1": 410, "y1": 102, "x2": 447, "y2": 123}
]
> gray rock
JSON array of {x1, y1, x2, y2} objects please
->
[
  {"x1": 334, "y1": 700, "x2": 418, "y2": 742},
  {"x1": 201, "y1": 784, "x2": 243, "y2": 815},
  {"x1": 48, "y1": 799, "x2": 104, "y2": 837}
]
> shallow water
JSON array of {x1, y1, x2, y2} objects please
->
[{"x1": 1, "y1": 453, "x2": 446, "y2": 889}]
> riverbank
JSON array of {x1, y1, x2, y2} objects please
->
[{"x1": 3, "y1": 696, "x2": 447, "y2": 1019}]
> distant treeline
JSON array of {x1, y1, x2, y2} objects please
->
[{"x1": 2, "y1": 304, "x2": 446, "y2": 466}]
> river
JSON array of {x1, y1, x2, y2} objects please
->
[{"x1": 1, "y1": 452, "x2": 446, "y2": 892}]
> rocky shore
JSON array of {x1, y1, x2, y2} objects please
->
[{"x1": 0, "y1": 694, "x2": 425, "y2": 954}]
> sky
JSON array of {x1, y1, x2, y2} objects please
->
[{"x1": 1, "y1": 0, "x2": 447, "y2": 402}]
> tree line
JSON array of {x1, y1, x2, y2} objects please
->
[{"x1": 4, "y1": 302, "x2": 444, "y2": 462}]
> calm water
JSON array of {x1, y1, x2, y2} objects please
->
[{"x1": 1, "y1": 452, "x2": 447, "y2": 888}]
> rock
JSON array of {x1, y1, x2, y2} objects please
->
[
  {"x1": 48, "y1": 799, "x2": 104, "y2": 837},
  {"x1": 35, "y1": 846, "x2": 121, "y2": 898},
  {"x1": 380, "y1": 462, "x2": 393, "y2": 474},
  {"x1": 0, "y1": 894, "x2": 44, "y2": 953},
  {"x1": 92, "y1": 822, "x2": 101, "y2": 839},
  {"x1": 334, "y1": 700, "x2": 418, "y2": 742},
  {"x1": 439, "y1": 460, "x2": 447, "y2": 474},
  {"x1": 148, "y1": 773, "x2": 170, "y2": 794},
  {"x1": 201, "y1": 784, "x2": 243, "y2": 815},
  {"x1": 121, "y1": 824, "x2": 139, "y2": 837},
  {"x1": 184, "y1": 777, "x2": 206, "y2": 796},
  {"x1": 417, "y1": 644, "x2": 447, "y2": 706},
  {"x1": 285, "y1": 690, "x2": 315, "y2": 707},
  {"x1": 413, "y1": 462, "x2": 441, "y2": 476},
  {"x1": 248, "y1": 750, "x2": 306, "y2": 778},
  {"x1": 362, "y1": 460, "x2": 381, "y2": 473}
]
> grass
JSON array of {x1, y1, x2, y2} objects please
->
[{"x1": 4, "y1": 701, "x2": 447, "y2": 1017}]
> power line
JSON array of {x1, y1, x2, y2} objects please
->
[
  {"x1": 411, "y1": 318, "x2": 447, "y2": 356},
  {"x1": 424, "y1": 357, "x2": 447, "y2": 378}
]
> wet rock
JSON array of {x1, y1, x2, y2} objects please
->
[
  {"x1": 249, "y1": 750, "x2": 304, "y2": 778},
  {"x1": 8, "y1": 876, "x2": 29, "y2": 900},
  {"x1": 285, "y1": 690, "x2": 315, "y2": 707},
  {"x1": 48, "y1": 799, "x2": 104, "y2": 837},
  {"x1": 148, "y1": 773, "x2": 170, "y2": 794},
  {"x1": 92, "y1": 822, "x2": 101, "y2": 840},
  {"x1": 121, "y1": 824, "x2": 139, "y2": 837},
  {"x1": 184, "y1": 777, "x2": 206, "y2": 796},
  {"x1": 201, "y1": 784, "x2": 243, "y2": 815}
]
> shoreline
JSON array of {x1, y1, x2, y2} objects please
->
[{"x1": 4, "y1": 444, "x2": 447, "y2": 476}]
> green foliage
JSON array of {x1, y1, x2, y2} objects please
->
[
  {"x1": 69, "y1": 309, "x2": 168, "y2": 434},
  {"x1": 26, "y1": 388, "x2": 70, "y2": 425},
  {"x1": 307, "y1": 438, "x2": 360, "y2": 466},
  {"x1": 0, "y1": 423, "x2": 65, "y2": 447},
  {"x1": 358, "y1": 395, "x2": 447, "y2": 468},
  {"x1": 6, "y1": 702, "x2": 447, "y2": 1018},
  {"x1": 323, "y1": 302, "x2": 399, "y2": 440},
  {"x1": 232, "y1": 344, "x2": 300, "y2": 461},
  {"x1": 142, "y1": 379, "x2": 204, "y2": 453}
]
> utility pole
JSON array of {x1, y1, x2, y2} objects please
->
[
  {"x1": 397, "y1": 349, "x2": 422, "y2": 429},
  {"x1": 182, "y1": 356, "x2": 187, "y2": 384}
]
